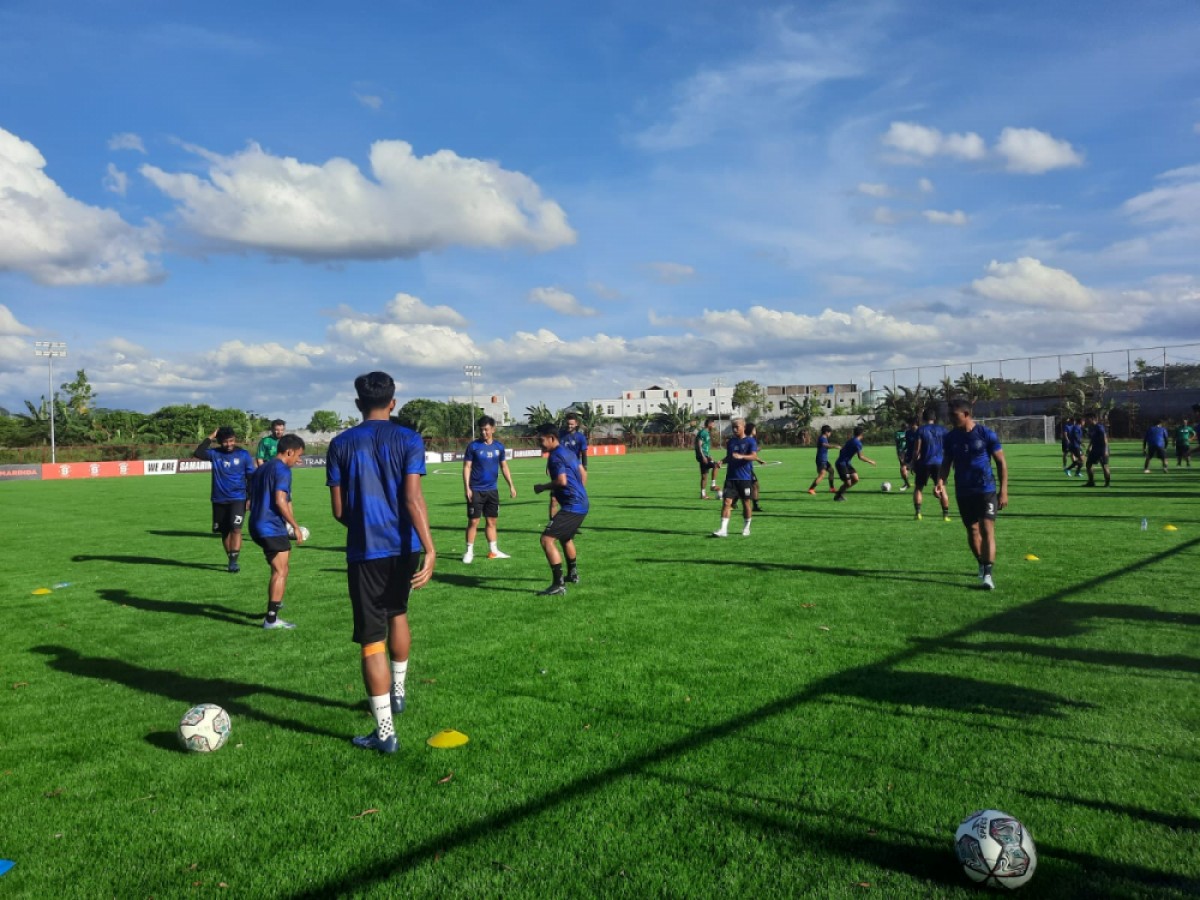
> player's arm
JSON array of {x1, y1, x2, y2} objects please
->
[
  {"x1": 329, "y1": 485, "x2": 347, "y2": 526},
  {"x1": 993, "y1": 449, "x2": 1008, "y2": 510},
  {"x1": 913, "y1": 437, "x2": 924, "y2": 463},
  {"x1": 462, "y1": 458, "x2": 473, "y2": 501},
  {"x1": 534, "y1": 470, "x2": 568, "y2": 494},
  {"x1": 275, "y1": 488, "x2": 303, "y2": 543},
  {"x1": 500, "y1": 460, "x2": 517, "y2": 498},
  {"x1": 404, "y1": 473, "x2": 436, "y2": 589},
  {"x1": 857, "y1": 449, "x2": 877, "y2": 466},
  {"x1": 936, "y1": 458, "x2": 951, "y2": 490},
  {"x1": 193, "y1": 431, "x2": 216, "y2": 459},
  {"x1": 579, "y1": 447, "x2": 588, "y2": 485}
]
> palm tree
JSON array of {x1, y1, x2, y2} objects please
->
[
  {"x1": 875, "y1": 385, "x2": 932, "y2": 427},
  {"x1": 780, "y1": 394, "x2": 822, "y2": 429},
  {"x1": 565, "y1": 402, "x2": 606, "y2": 433},
  {"x1": 525, "y1": 402, "x2": 557, "y2": 429},
  {"x1": 953, "y1": 373, "x2": 996, "y2": 406},
  {"x1": 616, "y1": 415, "x2": 649, "y2": 448},
  {"x1": 653, "y1": 398, "x2": 696, "y2": 437}
]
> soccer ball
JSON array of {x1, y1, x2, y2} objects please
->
[
  {"x1": 881, "y1": 482, "x2": 892, "y2": 493},
  {"x1": 954, "y1": 809, "x2": 1037, "y2": 889},
  {"x1": 286, "y1": 523, "x2": 311, "y2": 541},
  {"x1": 177, "y1": 703, "x2": 231, "y2": 753}
]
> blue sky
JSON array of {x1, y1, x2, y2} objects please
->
[{"x1": 2, "y1": 0, "x2": 1199, "y2": 422}]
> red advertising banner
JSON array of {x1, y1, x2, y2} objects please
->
[
  {"x1": 41, "y1": 460, "x2": 145, "y2": 480},
  {"x1": 588, "y1": 444, "x2": 627, "y2": 456}
]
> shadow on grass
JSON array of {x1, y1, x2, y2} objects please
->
[
  {"x1": 73, "y1": 554, "x2": 226, "y2": 571},
  {"x1": 146, "y1": 529, "x2": 214, "y2": 539},
  {"x1": 98, "y1": 588, "x2": 263, "y2": 628},
  {"x1": 636, "y1": 557, "x2": 967, "y2": 587},
  {"x1": 31, "y1": 645, "x2": 359, "y2": 743},
  {"x1": 435, "y1": 572, "x2": 540, "y2": 593},
  {"x1": 919, "y1": 637, "x2": 1200, "y2": 675}
]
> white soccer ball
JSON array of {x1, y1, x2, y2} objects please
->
[
  {"x1": 286, "y1": 523, "x2": 311, "y2": 541},
  {"x1": 954, "y1": 809, "x2": 1037, "y2": 889},
  {"x1": 177, "y1": 703, "x2": 231, "y2": 753},
  {"x1": 881, "y1": 482, "x2": 892, "y2": 493}
]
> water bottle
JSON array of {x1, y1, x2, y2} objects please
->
[{"x1": 1141, "y1": 518, "x2": 1148, "y2": 531}]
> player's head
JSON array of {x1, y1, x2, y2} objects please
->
[
  {"x1": 478, "y1": 415, "x2": 496, "y2": 439},
  {"x1": 270, "y1": 418, "x2": 286, "y2": 436},
  {"x1": 853, "y1": 425, "x2": 865, "y2": 438},
  {"x1": 745, "y1": 422, "x2": 757, "y2": 437},
  {"x1": 948, "y1": 397, "x2": 972, "y2": 426},
  {"x1": 354, "y1": 371, "x2": 396, "y2": 414},
  {"x1": 536, "y1": 422, "x2": 560, "y2": 450},
  {"x1": 277, "y1": 433, "x2": 305, "y2": 464},
  {"x1": 564, "y1": 412, "x2": 580, "y2": 430},
  {"x1": 820, "y1": 424, "x2": 832, "y2": 435},
  {"x1": 731, "y1": 417, "x2": 746, "y2": 436},
  {"x1": 704, "y1": 416, "x2": 716, "y2": 428},
  {"x1": 215, "y1": 426, "x2": 237, "y2": 448},
  {"x1": 923, "y1": 408, "x2": 937, "y2": 423},
  {"x1": 907, "y1": 417, "x2": 918, "y2": 428}
]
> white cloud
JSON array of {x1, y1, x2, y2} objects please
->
[
  {"x1": 918, "y1": 178, "x2": 934, "y2": 193},
  {"x1": 1122, "y1": 164, "x2": 1200, "y2": 226},
  {"x1": 882, "y1": 122, "x2": 986, "y2": 161},
  {"x1": 872, "y1": 206, "x2": 899, "y2": 225},
  {"x1": 103, "y1": 163, "x2": 128, "y2": 196},
  {"x1": 528, "y1": 286, "x2": 597, "y2": 317},
  {"x1": 857, "y1": 182, "x2": 891, "y2": 197},
  {"x1": 382, "y1": 292, "x2": 468, "y2": 328},
  {"x1": 644, "y1": 261, "x2": 696, "y2": 283},
  {"x1": 0, "y1": 127, "x2": 162, "y2": 285},
  {"x1": 995, "y1": 127, "x2": 1084, "y2": 174},
  {"x1": 108, "y1": 133, "x2": 146, "y2": 154},
  {"x1": 140, "y1": 139, "x2": 576, "y2": 260},
  {"x1": 922, "y1": 209, "x2": 968, "y2": 226},
  {"x1": 355, "y1": 93, "x2": 383, "y2": 110},
  {"x1": 0, "y1": 304, "x2": 34, "y2": 336},
  {"x1": 328, "y1": 318, "x2": 478, "y2": 368},
  {"x1": 206, "y1": 340, "x2": 315, "y2": 369},
  {"x1": 589, "y1": 281, "x2": 623, "y2": 300},
  {"x1": 969, "y1": 257, "x2": 1093, "y2": 310}
]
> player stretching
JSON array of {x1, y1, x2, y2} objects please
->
[
  {"x1": 1083, "y1": 411, "x2": 1111, "y2": 487},
  {"x1": 694, "y1": 416, "x2": 721, "y2": 499},
  {"x1": 937, "y1": 399, "x2": 1007, "y2": 590},
  {"x1": 711, "y1": 418, "x2": 758, "y2": 536},
  {"x1": 807, "y1": 424, "x2": 837, "y2": 494},
  {"x1": 255, "y1": 419, "x2": 286, "y2": 466},
  {"x1": 248, "y1": 434, "x2": 306, "y2": 629},
  {"x1": 327, "y1": 372, "x2": 437, "y2": 754},
  {"x1": 1143, "y1": 419, "x2": 1169, "y2": 474},
  {"x1": 1175, "y1": 418, "x2": 1194, "y2": 468},
  {"x1": 912, "y1": 410, "x2": 950, "y2": 521},
  {"x1": 549, "y1": 412, "x2": 589, "y2": 519},
  {"x1": 194, "y1": 426, "x2": 256, "y2": 572},
  {"x1": 532, "y1": 424, "x2": 588, "y2": 595},
  {"x1": 462, "y1": 415, "x2": 517, "y2": 563},
  {"x1": 833, "y1": 426, "x2": 876, "y2": 503}
]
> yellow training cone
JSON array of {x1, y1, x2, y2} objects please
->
[
  {"x1": 1163, "y1": 524, "x2": 1178, "y2": 532},
  {"x1": 427, "y1": 729, "x2": 469, "y2": 749},
  {"x1": 31, "y1": 588, "x2": 52, "y2": 595},
  {"x1": 1024, "y1": 554, "x2": 1039, "y2": 561}
]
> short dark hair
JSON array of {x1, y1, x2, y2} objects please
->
[
  {"x1": 704, "y1": 416, "x2": 716, "y2": 426},
  {"x1": 536, "y1": 423, "x2": 558, "y2": 438},
  {"x1": 277, "y1": 434, "x2": 304, "y2": 453},
  {"x1": 853, "y1": 426, "x2": 865, "y2": 437},
  {"x1": 354, "y1": 371, "x2": 395, "y2": 412},
  {"x1": 948, "y1": 398, "x2": 972, "y2": 416},
  {"x1": 820, "y1": 425, "x2": 832, "y2": 434},
  {"x1": 215, "y1": 426, "x2": 236, "y2": 442},
  {"x1": 745, "y1": 422, "x2": 757, "y2": 435},
  {"x1": 478, "y1": 415, "x2": 496, "y2": 428},
  {"x1": 923, "y1": 408, "x2": 937, "y2": 422},
  {"x1": 565, "y1": 411, "x2": 580, "y2": 422},
  {"x1": 270, "y1": 418, "x2": 285, "y2": 427}
]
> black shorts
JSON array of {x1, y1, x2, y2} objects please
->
[
  {"x1": 466, "y1": 490, "x2": 500, "y2": 520},
  {"x1": 957, "y1": 492, "x2": 998, "y2": 526},
  {"x1": 815, "y1": 459, "x2": 832, "y2": 474},
  {"x1": 347, "y1": 554, "x2": 420, "y2": 644},
  {"x1": 211, "y1": 502, "x2": 246, "y2": 536},
  {"x1": 697, "y1": 456, "x2": 716, "y2": 474},
  {"x1": 543, "y1": 510, "x2": 586, "y2": 542},
  {"x1": 1146, "y1": 447, "x2": 1166, "y2": 462},
  {"x1": 914, "y1": 462, "x2": 940, "y2": 491},
  {"x1": 835, "y1": 461, "x2": 856, "y2": 482},
  {"x1": 253, "y1": 534, "x2": 291, "y2": 555},
  {"x1": 722, "y1": 479, "x2": 753, "y2": 501},
  {"x1": 1068, "y1": 445, "x2": 1082, "y2": 457},
  {"x1": 1086, "y1": 448, "x2": 1107, "y2": 466}
]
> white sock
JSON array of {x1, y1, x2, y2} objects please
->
[
  {"x1": 391, "y1": 659, "x2": 408, "y2": 699},
  {"x1": 716, "y1": 519, "x2": 729, "y2": 535},
  {"x1": 488, "y1": 541, "x2": 498, "y2": 553},
  {"x1": 369, "y1": 694, "x2": 395, "y2": 739},
  {"x1": 742, "y1": 518, "x2": 752, "y2": 534},
  {"x1": 465, "y1": 542, "x2": 474, "y2": 552}
]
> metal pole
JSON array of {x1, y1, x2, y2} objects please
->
[
  {"x1": 712, "y1": 377, "x2": 725, "y2": 446},
  {"x1": 33, "y1": 341, "x2": 67, "y2": 464},
  {"x1": 1163, "y1": 347, "x2": 1168, "y2": 389},
  {"x1": 463, "y1": 364, "x2": 482, "y2": 441}
]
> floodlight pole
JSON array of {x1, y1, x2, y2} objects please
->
[
  {"x1": 712, "y1": 377, "x2": 725, "y2": 447},
  {"x1": 33, "y1": 341, "x2": 67, "y2": 464},
  {"x1": 464, "y1": 364, "x2": 482, "y2": 441}
]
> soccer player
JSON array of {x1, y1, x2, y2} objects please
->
[
  {"x1": 1083, "y1": 411, "x2": 1111, "y2": 487},
  {"x1": 532, "y1": 424, "x2": 588, "y2": 595},
  {"x1": 711, "y1": 418, "x2": 759, "y2": 536},
  {"x1": 1060, "y1": 417, "x2": 1073, "y2": 471},
  {"x1": 833, "y1": 426, "x2": 876, "y2": 503},
  {"x1": 255, "y1": 419, "x2": 286, "y2": 466},
  {"x1": 1065, "y1": 418, "x2": 1084, "y2": 477},
  {"x1": 900, "y1": 418, "x2": 919, "y2": 491},
  {"x1": 694, "y1": 416, "x2": 721, "y2": 499},
  {"x1": 1175, "y1": 418, "x2": 1194, "y2": 468},
  {"x1": 194, "y1": 426, "x2": 256, "y2": 572},
  {"x1": 248, "y1": 434, "x2": 306, "y2": 629},
  {"x1": 807, "y1": 425, "x2": 837, "y2": 494},
  {"x1": 462, "y1": 415, "x2": 517, "y2": 563},
  {"x1": 1143, "y1": 419, "x2": 1169, "y2": 474},
  {"x1": 746, "y1": 421, "x2": 764, "y2": 512},
  {"x1": 326, "y1": 372, "x2": 437, "y2": 754},
  {"x1": 936, "y1": 398, "x2": 1007, "y2": 590},
  {"x1": 912, "y1": 410, "x2": 950, "y2": 521},
  {"x1": 549, "y1": 412, "x2": 589, "y2": 519}
]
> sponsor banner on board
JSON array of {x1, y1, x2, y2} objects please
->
[
  {"x1": 144, "y1": 459, "x2": 178, "y2": 476},
  {"x1": 176, "y1": 458, "x2": 212, "y2": 474},
  {"x1": 41, "y1": 460, "x2": 145, "y2": 480},
  {"x1": 0, "y1": 464, "x2": 43, "y2": 481}
]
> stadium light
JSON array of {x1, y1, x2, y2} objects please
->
[
  {"x1": 712, "y1": 377, "x2": 725, "y2": 445},
  {"x1": 33, "y1": 341, "x2": 67, "y2": 464},
  {"x1": 464, "y1": 364, "x2": 482, "y2": 441}
]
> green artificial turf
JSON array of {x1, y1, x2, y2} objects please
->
[{"x1": 1, "y1": 442, "x2": 1197, "y2": 897}]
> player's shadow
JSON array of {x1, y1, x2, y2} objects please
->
[
  {"x1": 974, "y1": 598, "x2": 1200, "y2": 640},
  {"x1": 98, "y1": 588, "x2": 262, "y2": 627},
  {"x1": 146, "y1": 529, "x2": 213, "y2": 539},
  {"x1": 435, "y1": 572, "x2": 537, "y2": 593},
  {"x1": 73, "y1": 554, "x2": 225, "y2": 571},
  {"x1": 30, "y1": 645, "x2": 359, "y2": 745},
  {"x1": 915, "y1": 636, "x2": 1200, "y2": 676},
  {"x1": 637, "y1": 557, "x2": 967, "y2": 587}
]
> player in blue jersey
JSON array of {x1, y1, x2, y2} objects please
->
[
  {"x1": 462, "y1": 415, "x2": 517, "y2": 563},
  {"x1": 326, "y1": 372, "x2": 437, "y2": 754},
  {"x1": 711, "y1": 418, "x2": 759, "y2": 536},
  {"x1": 900, "y1": 418, "x2": 919, "y2": 491},
  {"x1": 746, "y1": 421, "x2": 764, "y2": 512},
  {"x1": 533, "y1": 423, "x2": 589, "y2": 595},
  {"x1": 833, "y1": 426, "x2": 876, "y2": 503},
  {"x1": 549, "y1": 411, "x2": 589, "y2": 519},
  {"x1": 1065, "y1": 418, "x2": 1084, "y2": 477},
  {"x1": 1083, "y1": 411, "x2": 1111, "y2": 487},
  {"x1": 1060, "y1": 417, "x2": 1073, "y2": 470},
  {"x1": 1143, "y1": 419, "x2": 1169, "y2": 474},
  {"x1": 194, "y1": 426, "x2": 256, "y2": 572},
  {"x1": 806, "y1": 425, "x2": 837, "y2": 494},
  {"x1": 248, "y1": 434, "x2": 306, "y2": 630},
  {"x1": 912, "y1": 409, "x2": 950, "y2": 521},
  {"x1": 936, "y1": 398, "x2": 1008, "y2": 590}
]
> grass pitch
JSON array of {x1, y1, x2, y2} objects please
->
[{"x1": 1, "y1": 442, "x2": 1197, "y2": 897}]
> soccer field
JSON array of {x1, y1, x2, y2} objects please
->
[{"x1": 1, "y1": 443, "x2": 1197, "y2": 897}]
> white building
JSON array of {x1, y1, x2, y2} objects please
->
[
  {"x1": 449, "y1": 393, "x2": 512, "y2": 425},
  {"x1": 589, "y1": 384, "x2": 739, "y2": 419},
  {"x1": 764, "y1": 383, "x2": 862, "y2": 414}
]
